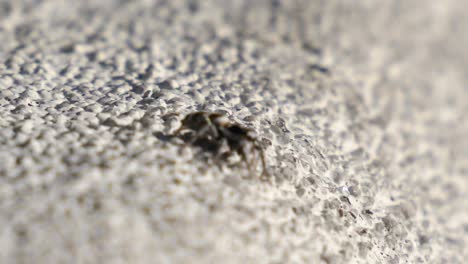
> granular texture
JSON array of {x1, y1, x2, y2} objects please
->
[{"x1": 0, "y1": 1, "x2": 467, "y2": 263}]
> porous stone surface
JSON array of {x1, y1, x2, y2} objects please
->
[{"x1": 0, "y1": 1, "x2": 467, "y2": 263}]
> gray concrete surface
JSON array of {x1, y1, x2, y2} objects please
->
[{"x1": 0, "y1": 0, "x2": 467, "y2": 263}]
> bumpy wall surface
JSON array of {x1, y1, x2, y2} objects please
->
[{"x1": 0, "y1": 1, "x2": 467, "y2": 263}]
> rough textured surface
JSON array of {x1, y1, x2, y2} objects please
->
[{"x1": 0, "y1": 1, "x2": 467, "y2": 263}]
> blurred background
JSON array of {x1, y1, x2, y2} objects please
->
[{"x1": 0, "y1": 1, "x2": 467, "y2": 263}]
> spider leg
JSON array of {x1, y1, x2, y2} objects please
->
[
  {"x1": 255, "y1": 145, "x2": 269, "y2": 179},
  {"x1": 213, "y1": 155, "x2": 224, "y2": 171},
  {"x1": 203, "y1": 115, "x2": 220, "y2": 138},
  {"x1": 213, "y1": 138, "x2": 228, "y2": 160},
  {"x1": 173, "y1": 126, "x2": 185, "y2": 136},
  {"x1": 250, "y1": 146, "x2": 259, "y2": 176},
  {"x1": 187, "y1": 125, "x2": 211, "y2": 145},
  {"x1": 236, "y1": 146, "x2": 253, "y2": 178},
  {"x1": 214, "y1": 150, "x2": 231, "y2": 172}
]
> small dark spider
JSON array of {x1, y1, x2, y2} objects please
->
[{"x1": 174, "y1": 111, "x2": 268, "y2": 178}]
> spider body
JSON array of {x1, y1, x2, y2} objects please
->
[{"x1": 174, "y1": 111, "x2": 268, "y2": 177}]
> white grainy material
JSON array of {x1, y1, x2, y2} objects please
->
[{"x1": 1, "y1": 1, "x2": 467, "y2": 263}]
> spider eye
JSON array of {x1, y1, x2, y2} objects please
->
[{"x1": 227, "y1": 125, "x2": 248, "y2": 135}]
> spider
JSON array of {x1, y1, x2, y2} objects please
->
[{"x1": 173, "y1": 111, "x2": 268, "y2": 178}]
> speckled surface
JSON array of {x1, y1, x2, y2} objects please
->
[{"x1": 0, "y1": 1, "x2": 467, "y2": 263}]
